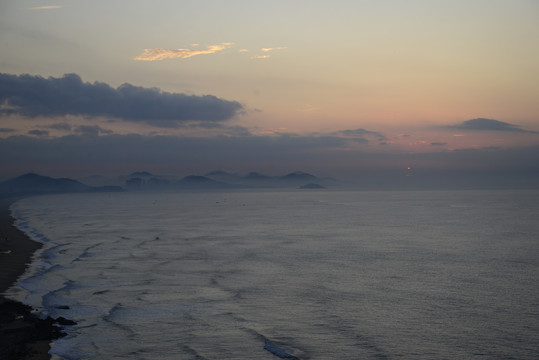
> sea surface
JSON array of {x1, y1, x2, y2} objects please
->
[{"x1": 7, "y1": 189, "x2": 539, "y2": 359}]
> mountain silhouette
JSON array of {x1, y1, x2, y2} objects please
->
[
  {"x1": 0, "y1": 173, "x2": 122, "y2": 195},
  {"x1": 280, "y1": 171, "x2": 318, "y2": 182},
  {"x1": 175, "y1": 175, "x2": 243, "y2": 189}
]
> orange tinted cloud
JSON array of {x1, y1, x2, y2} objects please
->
[
  {"x1": 251, "y1": 55, "x2": 270, "y2": 60},
  {"x1": 261, "y1": 47, "x2": 287, "y2": 52},
  {"x1": 134, "y1": 43, "x2": 232, "y2": 61},
  {"x1": 251, "y1": 46, "x2": 287, "y2": 59},
  {"x1": 29, "y1": 6, "x2": 63, "y2": 10}
]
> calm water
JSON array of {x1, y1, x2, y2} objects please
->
[{"x1": 8, "y1": 189, "x2": 539, "y2": 359}]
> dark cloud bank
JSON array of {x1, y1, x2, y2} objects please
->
[
  {"x1": 449, "y1": 118, "x2": 538, "y2": 133},
  {"x1": 1, "y1": 72, "x2": 538, "y2": 189},
  {"x1": 0, "y1": 73, "x2": 242, "y2": 126},
  {"x1": 1, "y1": 133, "x2": 538, "y2": 189}
]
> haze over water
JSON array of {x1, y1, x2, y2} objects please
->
[{"x1": 8, "y1": 189, "x2": 539, "y2": 359}]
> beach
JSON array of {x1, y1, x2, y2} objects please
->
[{"x1": 0, "y1": 197, "x2": 70, "y2": 360}]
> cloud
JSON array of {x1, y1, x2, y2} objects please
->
[
  {"x1": 0, "y1": 128, "x2": 15, "y2": 133},
  {"x1": 48, "y1": 123, "x2": 72, "y2": 131},
  {"x1": 134, "y1": 43, "x2": 233, "y2": 61},
  {"x1": 1, "y1": 132, "x2": 347, "y2": 164},
  {"x1": 430, "y1": 142, "x2": 447, "y2": 146},
  {"x1": 0, "y1": 132, "x2": 349, "y2": 179},
  {"x1": 251, "y1": 55, "x2": 271, "y2": 60},
  {"x1": 74, "y1": 125, "x2": 113, "y2": 136},
  {"x1": 250, "y1": 46, "x2": 287, "y2": 59},
  {"x1": 27, "y1": 129, "x2": 49, "y2": 136},
  {"x1": 261, "y1": 47, "x2": 287, "y2": 52},
  {"x1": 448, "y1": 118, "x2": 538, "y2": 133},
  {"x1": 0, "y1": 73, "x2": 243, "y2": 127},
  {"x1": 29, "y1": 6, "x2": 63, "y2": 10},
  {"x1": 338, "y1": 128, "x2": 386, "y2": 140}
]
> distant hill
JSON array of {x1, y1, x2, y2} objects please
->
[
  {"x1": 0, "y1": 171, "x2": 334, "y2": 196},
  {"x1": 121, "y1": 170, "x2": 335, "y2": 191},
  {"x1": 128, "y1": 171, "x2": 154, "y2": 178},
  {"x1": 175, "y1": 175, "x2": 243, "y2": 190},
  {"x1": 242, "y1": 172, "x2": 272, "y2": 181},
  {"x1": 204, "y1": 170, "x2": 238, "y2": 179},
  {"x1": 280, "y1": 171, "x2": 318, "y2": 182},
  {"x1": 78, "y1": 175, "x2": 123, "y2": 187},
  {"x1": 124, "y1": 171, "x2": 173, "y2": 190},
  {"x1": 202, "y1": 170, "x2": 324, "y2": 188},
  {"x1": 0, "y1": 173, "x2": 123, "y2": 196}
]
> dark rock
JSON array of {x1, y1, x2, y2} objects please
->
[
  {"x1": 0, "y1": 297, "x2": 75, "y2": 359},
  {"x1": 55, "y1": 316, "x2": 77, "y2": 326}
]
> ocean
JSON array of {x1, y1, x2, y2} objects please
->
[{"x1": 6, "y1": 189, "x2": 539, "y2": 359}]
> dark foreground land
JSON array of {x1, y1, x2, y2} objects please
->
[{"x1": 0, "y1": 197, "x2": 74, "y2": 360}]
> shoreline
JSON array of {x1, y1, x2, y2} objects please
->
[
  {"x1": 0, "y1": 197, "x2": 42, "y2": 294},
  {"x1": 0, "y1": 196, "x2": 70, "y2": 360}
]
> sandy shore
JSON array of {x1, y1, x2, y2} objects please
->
[
  {"x1": 0, "y1": 198, "x2": 42, "y2": 294},
  {"x1": 0, "y1": 196, "x2": 73, "y2": 360}
]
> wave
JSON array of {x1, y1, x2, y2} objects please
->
[
  {"x1": 71, "y1": 242, "x2": 105, "y2": 263},
  {"x1": 239, "y1": 325, "x2": 307, "y2": 359},
  {"x1": 102, "y1": 303, "x2": 139, "y2": 338},
  {"x1": 178, "y1": 343, "x2": 211, "y2": 360},
  {"x1": 11, "y1": 207, "x2": 53, "y2": 246},
  {"x1": 264, "y1": 340, "x2": 301, "y2": 359}
]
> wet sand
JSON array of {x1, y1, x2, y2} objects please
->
[
  {"x1": 0, "y1": 198, "x2": 42, "y2": 294},
  {"x1": 0, "y1": 197, "x2": 72, "y2": 360}
]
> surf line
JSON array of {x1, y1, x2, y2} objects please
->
[{"x1": 264, "y1": 339, "x2": 300, "y2": 359}]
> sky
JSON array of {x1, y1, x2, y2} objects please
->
[{"x1": 1, "y1": 0, "x2": 538, "y2": 187}]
